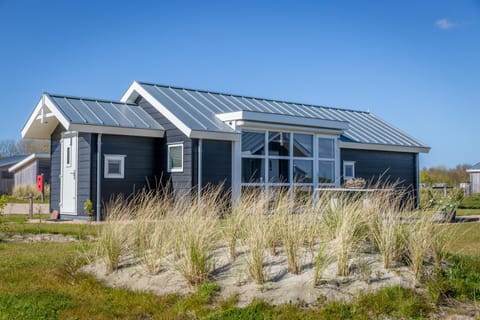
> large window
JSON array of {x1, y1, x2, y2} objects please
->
[{"x1": 241, "y1": 130, "x2": 337, "y2": 192}]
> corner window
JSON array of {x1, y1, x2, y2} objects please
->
[
  {"x1": 104, "y1": 154, "x2": 126, "y2": 179},
  {"x1": 168, "y1": 143, "x2": 184, "y2": 172},
  {"x1": 343, "y1": 161, "x2": 355, "y2": 180}
]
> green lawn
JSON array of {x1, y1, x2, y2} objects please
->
[
  {"x1": 0, "y1": 215, "x2": 98, "y2": 239},
  {"x1": 456, "y1": 208, "x2": 480, "y2": 216},
  {"x1": 443, "y1": 221, "x2": 480, "y2": 256}
]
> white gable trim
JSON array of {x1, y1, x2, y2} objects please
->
[
  {"x1": 121, "y1": 82, "x2": 242, "y2": 141},
  {"x1": 216, "y1": 110, "x2": 349, "y2": 131},
  {"x1": 8, "y1": 153, "x2": 50, "y2": 173},
  {"x1": 340, "y1": 141, "x2": 430, "y2": 154},
  {"x1": 121, "y1": 81, "x2": 193, "y2": 137},
  {"x1": 22, "y1": 94, "x2": 71, "y2": 138}
]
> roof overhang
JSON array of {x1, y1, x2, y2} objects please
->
[
  {"x1": 467, "y1": 169, "x2": 480, "y2": 173},
  {"x1": 216, "y1": 110, "x2": 349, "y2": 135},
  {"x1": 22, "y1": 94, "x2": 69, "y2": 139},
  {"x1": 22, "y1": 94, "x2": 164, "y2": 139},
  {"x1": 8, "y1": 153, "x2": 50, "y2": 173},
  {"x1": 339, "y1": 141, "x2": 431, "y2": 154}
]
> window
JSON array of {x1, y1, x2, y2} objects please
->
[
  {"x1": 66, "y1": 145, "x2": 71, "y2": 167},
  {"x1": 240, "y1": 130, "x2": 338, "y2": 193},
  {"x1": 104, "y1": 154, "x2": 126, "y2": 179},
  {"x1": 343, "y1": 161, "x2": 355, "y2": 180},
  {"x1": 168, "y1": 143, "x2": 184, "y2": 172},
  {"x1": 318, "y1": 137, "x2": 336, "y2": 185}
]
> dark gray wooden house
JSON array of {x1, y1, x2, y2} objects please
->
[
  {"x1": 8, "y1": 153, "x2": 51, "y2": 188},
  {"x1": 467, "y1": 162, "x2": 480, "y2": 194},
  {"x1": 21, "y1": 81, "x2": 430, "y2": 220}
]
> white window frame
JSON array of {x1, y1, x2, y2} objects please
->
[
  {"x1": 240, "y1": 129, "x2": 340, "y2": 193},
  {"x1": 343, "y1": 161, "x2": 356, "y2": 180},
  {"x1": 317, "y1": 135, "x2": 337, "y2": 187},
  {"x1": 104, "y1": 154, "x2": 126, "y2": 179},
  {"x1": 168, "y1": 143, "x2": 184, "y2": 173}
]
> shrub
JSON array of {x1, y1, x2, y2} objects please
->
[
  {"x1": 95, "y1": 197, "x2": 133, "y2": 273},
  {"x1": 175, "y1": 187, "x2": 223, "y2": 286},
  {"x1": 406, "y1": 213, "x2": 434, "y2": 282},
  {"x1": 367, "y1": 190, "x2": 409, "y2": 269},
  {"x1": 319, "y1": 193, "x2": 368, "y2": 276},
  {"x1": 241, "y1": 193, "x2": 269, "y2": 284},
  {"x1": 12, "y1": 184, "x2": 42, "y2": 200}
]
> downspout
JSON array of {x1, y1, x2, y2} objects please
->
[
  {"x1": 96, "y1": 133, "x2": 102, "y2": 221},
  {"x1": 198, "y1": 139, "x2": 202, "y2": 200}
]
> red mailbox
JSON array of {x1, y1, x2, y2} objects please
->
[{"x1": 36, "y1": 174, "x2": 44, "y2": 192}]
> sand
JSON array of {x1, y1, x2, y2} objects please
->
[{"x1": 82, "y1": 244, "x2": 416, "y2": 307}]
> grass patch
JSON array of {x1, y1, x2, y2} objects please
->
[
  {"x1": 0, "y1": 214, "x2": 98, "y2": 238},
  {"x1": 443, "y1": 222, "x2": 480, "y2": 256},
  {"x1": 427, "y1": 255, "x2": 480, "y2": 304},
  {"x1": 2, "y1": 196, "x2": 50, "y2": 204},
  {"x1": 459, "y1": 194, "x2": 480, "y2": 209},
  {"x1": 457, "y1": 208, "x2": 480, "y2": 216},
  {"x1": 354, "y1": 286, "x2": 431, "y2": 319}
]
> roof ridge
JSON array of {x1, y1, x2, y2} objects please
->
[
  {"x1": 136, "y1": 81, "x2": 371, "y2": 114},
  {"x1": 45, "y1": 92, "x2": 137, "y2": 106}
]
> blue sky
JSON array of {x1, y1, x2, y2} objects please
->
[{"x1": 0, "y1": 0, "x2": 478, "y2": 168}]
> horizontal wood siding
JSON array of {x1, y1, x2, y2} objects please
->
[
  {"x1": 99, "y1": 135, "x2": 161, "y2": 205},
  {"x1": 136, "y1": 97, "x2": 193, "y2": 195},
  {"x1": 471, "y1": 172, "x2": 480, "y2": 194},
  {"x1": 50, "y1": 124, "x2": 64, "y2": 213},
  {"x1": 340, "y1": 148, "x2": 418, "y2": 202},
  {"x1": 13, "y1": 162, "x2": 37, "y2": 186},
  {"x1": 201, "y1": 140, "x2": 232, "y2": 191},
  {"x1": 76, "y1": 133, "x2": 92, "y2": 216}
]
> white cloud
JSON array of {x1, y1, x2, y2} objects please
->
[{"x1": 435, "y1": 18, "x2": 456, "y2": 30}]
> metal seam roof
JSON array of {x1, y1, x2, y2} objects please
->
[
  {"x1": 137, "y1": 82, "x2": 429, "y2": 149},
  {"x1": 469, "y1": 162, "x2": 480, "y2": 170},
  {"x1": 47, "y1": 93, "x2": 164, "y2": 131}
]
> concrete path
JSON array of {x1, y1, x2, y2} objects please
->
[{"x1": 3, "y1": 203, "x2": 49, "y2": 215}]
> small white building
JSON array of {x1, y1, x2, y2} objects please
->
[
  {"x1": 467, "y1": 162, "x2": 480, "y2": 194},
  {"x1": 8, "y1": 153, "x2": 51, "y2": 187}
]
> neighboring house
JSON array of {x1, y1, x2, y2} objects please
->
[
  {"x1": 21, "y1": 82, "x2": 430, "y2": 220},
  {"x1": 0, "y1": 155, "x2": 28, "y2": 194},
  {"x1": 467, "y1": 163, "x2": 480, "y2": 194},
  {"x1": 8, "y1": 153, "x2": 51, "y2": 187}
]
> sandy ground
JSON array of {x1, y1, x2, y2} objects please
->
[
  {"x1": 2, "y1": 233, "x2": 82, "y2": 242},
  {"x1": 82, "y1": 244, "x2": 416, "y2": 307}
]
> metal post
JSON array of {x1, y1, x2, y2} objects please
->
[
  {"x1": 40, "y1": 173, "x2": 45, "y2": 203},
  {"x1": 96, "y1": 133, "x2": 102, "y2": 221},
  {"x1": 28, "y1": 193, "x2": 33, "y2": 220}
]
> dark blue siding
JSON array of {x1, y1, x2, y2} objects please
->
[
  {"x1": 201, "y1": 140, "x2": 232, "y2": 190},
  {"x1": 136, "y1": 97, "x2": 193, "y2": 195},
  {"x1": 97, "y1": 135, "x2": 161, "y2": 205},
  {"x1": 76, "y1": 132, "x2": 92, "y2": 216},
  {"x1": 340, "y1": 148, "x2": 418, "y2": 202}
]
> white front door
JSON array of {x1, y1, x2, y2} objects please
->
[{"x1": 60, "y1": 133, "x2": 78, "y2": 214}]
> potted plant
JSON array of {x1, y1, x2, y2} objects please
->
[{"x1": 84, "y1": 199, "x2": 95, "y2": 221}]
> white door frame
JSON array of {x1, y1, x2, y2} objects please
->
[{"x1": 60, "y1": 131, "x2": 78, "y2": 215}]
